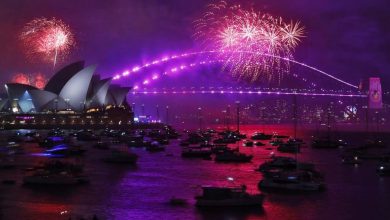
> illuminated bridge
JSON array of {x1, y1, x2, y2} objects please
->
[{"x1": 111, "y1": 50, "x2": 379, "y2": 99}]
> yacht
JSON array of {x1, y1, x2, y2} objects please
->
[
  {"x1": 93, "y1": 141, "x2": 110, "y2": 150},
  {"x1": 23, "y1": 161, "x2": 88, "y2": 185},
  {"x1": 258, "y1": 170, "x2": 325, "y2": 192},
  {"x1": 0, "y1": 157, "x2": 16, "y2": 168},
  {"x1": 377, "y1": 159, "x2": 390, "y2": 176},
  {"x1": 243, "y1": 140, "x2": 254, "y2": 147},
  {"x1": 23, "y1": 172, "x2": 88, "y2": 185},
  {"x1": 251, "y1": 132, "x2": 273, "y2": 140},
  {"x1": 363, "y1": 140, "x2": 386, "y2": 148},
  {"x1": 258, "y1": 156, "x2": 315, "y2": 172},
  {"x1": 277, "y1": 143, "x2": 300, "y2": 153},
  {"x1": 211, "y1": 144, "x2": 229, "y2": 153},
  {"x1": 181, "y1": 147, "x2": 212, "y2": 158},
  {"x1": 195, "y1": 185, "x2": 264, "y2": 207},
  {"x1": 311, "y1": 139, "x2": 343, "y2": 149},
  {"x1": 270, "y1": 138, "x2": 284, "y2": 146},
  {"x1": 146, "y1": 141, "x2": 165, "y2": 152},
  {"x1": 44, "y1": 144, "x2": 86, "y2": 157},
  {"x1": 39, "y1": 136, "x2": 65, "y2": 148},
  {"x1": 255, "y1": 141, "x2": 265, "y2": 146},
  {"x1": 341, "y1": 155, "x2": 362, "y2": 165},
  {"x1": 215, "y1": 150, "x2": 252, "y2": 163}
]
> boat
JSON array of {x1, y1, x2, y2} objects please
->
[
  {"x1": 179, "y1": 141, "x2": 190, "y2": 147},
  {"x1": 251, "y1": 132, "x2": 273, "y2": 140},
  {"x1": 287, "y1": 138, "x2": 304, "y2": 145},
  {"x1": 215, "y1": 150, "x2": 252, "y2": 163},
  {"x1": 44, "y1": 144, "x2": 86, "y2": 157},
  {"x1": 255, "y1": 141, "x2": 265, "y2": 146},
  {"x1": 363, "y1": 139, "x2": 386, "y2": 148},
  {"x1": 243, "y1": 140, "x2": 254, "y2": 147},
  {"x1": 146, "y1": 141, "x2": 165, "y2": 152},
  {"x1": 211, "y1": 144, "x2": 229, "y2": 153},
  {"x1": 127, "y1": 136, "x2": 150, "y2": 148},
  {"x1": 258, "y1": 170, "x2": 325, "y2": 192},
  {"x1": 377, "y1": 158, "x2": 390, "y2": 176},
  {"x1": 258, "y1": 156, "x2": 315, "y2": 172},
  {"x1": 213, "y1": 138, "x2": 236, "y2": 144},
  {"x1": 23, "y1": 161, "x2": 88, "y2": 185},
  {"x1": 341, "y1": 155, "x2": 362, "y2": 165},
  {"x1": 0, "y1": 142, "x2": 25, "y2": 155},
  {"x1": 23, "y1": 172, "x2": 88, "y2": 185},
  {"x1": 270, "y1": 138, "x2": 284, "y2": 146},
  {"x1": 0, "y1": 157, "x2": 16, "y2": 168},
  {"x1": 93, "y1": 141, "x2": 110, "y2": 150},
  {"x1": 181, "y1": 147, "x2": 212, "y2": 158},
  {"x1": 277, "y1": 143, "x2": 300, "y2": 153},
  {"x1": 311, "y1": 139, "x2": 343, "y2": 149},
  {"x1": 341, "y1": 146, "x2": 390, "y2": 160},
  {"x1": 39, "y1": 136, "x2": 65, "y2": 148},
  {"x1": 103, "y1": 150, "x2": 138, "y2": 164},
  {"x1": 195, "y1": 185, "x2": 264, "y2": 207}
]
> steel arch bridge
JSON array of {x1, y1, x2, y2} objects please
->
[{"x1": 111, "y1": 50, "x2": 369, "y2": 98}]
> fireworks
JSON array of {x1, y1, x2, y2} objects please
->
[
  {"x1": 193, "y1": 0, "x2": 305, "y2": 82},
  {"x1": 20, "y1": 17, "x2": 75, "y2": 68},
  {"x1": 12, "y1": 73, "x2": 30, "y2": 85},
  {"x1": 11, "y1": 72, "x2": 47, "y2": 89}
]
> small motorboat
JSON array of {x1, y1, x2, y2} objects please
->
[
  {"x1": 277, "y1": 143, "x2": 300, "y2": 153},
  {"x1": 146, "y1": 141, "x2": 165, "y2": 152},
  {"x1": 251, "y1": 132, "x2": 273, "y2": 140},
  {"x1": 215, "y1": 150, "x2": 252, "y2": 163},
  {"x1": 23, "y1": 161, "x2": 88, "y2": 185},
  {"x1": 195, "y1": 185, "x2": 264, "y2": 207},
  {"x1": 377, "y1": 159, "x2": 390, "y2": 176},
  {"x1": 258, "y1": 156, "x2": 315, "y2": 172},
  {"x1": 341, "y1": 155, "x2": 362, "y2": 165},
  {"x1": 258, "y1": 170, "x2": 325, "y2": 192},
  {"x1": 181, "y1": 147, "x2": 212, "y2": 158},
  {"x1": 243, "y1": 140, "x2": 254, "y2": 147}
]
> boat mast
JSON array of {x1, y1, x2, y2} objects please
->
[
  {"x1": 293, "y1": 94, "x2": 298, "y2": 169},
  {"x1": 236, "y1": 101, "x2": 240, "y2": 133},
  {"x1": 327, "y1": 103, "x2": 332, "y2": 147},
  {"x1": 293, "y1": 94, "x2": 297, "y2": 139}
]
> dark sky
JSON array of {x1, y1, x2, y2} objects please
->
[{"x1": 0, "y1": 0, "x2": 389, "y2": 88}]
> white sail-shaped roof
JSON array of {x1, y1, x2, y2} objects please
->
[{"x1": 59, "y1": 65, "x2": 96, "y2": 111}]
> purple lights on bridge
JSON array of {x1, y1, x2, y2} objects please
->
[{"x1": 130, "y1": 87, "x2": 366, "y2": 98}]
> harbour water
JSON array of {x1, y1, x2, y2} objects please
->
[{"x1": 0, "y1": 125, "x2": 389, "y2": 220}]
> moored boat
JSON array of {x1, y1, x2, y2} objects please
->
[{"x1": 195, "y1": 185, "x2": 264, "y2": 207}]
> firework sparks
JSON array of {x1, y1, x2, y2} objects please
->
[
  {"x1": 12, "y1": 73, "x2": 30, "y2": 85},
  {"x1": 193, "y1": 0, "x2": 305, "y2": 82},
  {"x1": 20, "y1": 17, "x2": 75, "y2": 68}
]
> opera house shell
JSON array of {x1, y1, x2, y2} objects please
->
[{"x1": 1, "y1": 61, "x2": 131, "y2": 113}]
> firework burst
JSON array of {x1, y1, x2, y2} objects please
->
[
  {"x1": 193, "y1": 1, "x2": 305, "y2": 82},
  {"x1": 20, "y1": 17, "x2": 75, "y2": 68}
]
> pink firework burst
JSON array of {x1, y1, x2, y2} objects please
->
[
  {"x1": 193, "y1": 1, "x2": 305, "y2": 82},
  {"x1": 20, "y1": 17, "x2": 75, "y2": 68}
]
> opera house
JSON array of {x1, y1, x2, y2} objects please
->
[{"x1": 0, "y1": 61, "x2": 134, "y2": 129}]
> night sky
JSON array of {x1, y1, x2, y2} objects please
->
[{"x1": 0, "y1": 0, "x2": 389, "y2": 88}]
